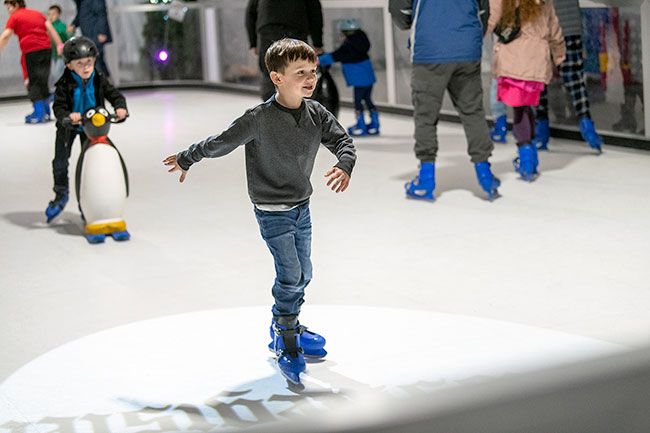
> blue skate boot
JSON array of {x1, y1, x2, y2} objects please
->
[
  {"x1": 45, "y1": 190, "x2": 69, "y2": 223},
  {"x1": 474, "y1": 162, "x2": 501, "y2": 201},
  {"x1": 405, "y1": 162, "x2": 435, "y2": 201},
  {"x1": 513, "y1": 143, "x2": 539, "y2": 182},
  {"x1": 43, "y1": 99, "x2": 51, "y2": 121},
  {"x1": 579, "y1": 117, "x2": 602, "y2": 154},
  {"x1": 111, "y1": 231, "x2": 131, "y2": 241},
  {"x1": 490, "y1": 115, "x2": 508, "y2": 143},
  {"x1": 25, "y1": 100, "x2": 48, "y2": 124},
  {"x1": 366, "y1": 110, "x2": 380, "y2": 135},
  {"x1": 85, "y1": 233, "x2": 106, "y2": 244},
  {"x1": 268, "y1": 322, "x2": 326, "y2": 358},
  {"x1": 533, "y1": 119, "x2": 550, "y2": 151},
  {"x1": 270, "y1": 316, "x2": 306, "y2": 384},
  {"x1": 348, "y1": 111, "x2": 369, "y2": 136}
]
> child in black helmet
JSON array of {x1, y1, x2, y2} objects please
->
[{"x1": 45, "y1": 36, "x2": 128, "y2": 223}]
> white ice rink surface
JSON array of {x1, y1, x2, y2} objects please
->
[{"x1": 1, "y1": 89, "x2": 650, "y2": 430}]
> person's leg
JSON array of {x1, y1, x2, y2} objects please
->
[
  {"x1": 363, "y1": 86, "x2": 380, "y2": 135},
  {"x1": 533, "y1": 86, "x2": 551, "y2": 149},
  {"x1": 490, "y1": 78, "x2": 508, "y2": 143},
  {"x1": 47, "y1": 127, "x2": 78, "y2": 222},
  {"x1": 348, "y1": 87, "x2": 368, "y2": 135},
  {"x1": 25, "y1": 50, "x2": 51, "y2": 123},
  {"x1": 512, "y1": 106, "x2": 539, "y2": 181},
  {"x1": 94, "y1": 42, "x2": 111, "y2": 78},
  {"x1": 405, "y1": 64, "x2": 451, "y2": 200},
  {"x1": 446, "y1": 62, "x2": 494, "y2": 164}
]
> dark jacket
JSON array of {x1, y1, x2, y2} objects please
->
[
  {"x1": 72, "y1": 0, "x2": 113, "y2": 44},
  {"x1": 331, "y1": 30, "x2": 375, "y2": 87},
  {"x1": 53, "y1": 68, "x2": 126, "y2": 125},
  {"x1": 245, "y1": 0, "x2": 323, "y2": 49}
]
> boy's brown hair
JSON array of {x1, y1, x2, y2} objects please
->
[{"x1": 264, "y1": 38, "x2": 317, "y2": 74}]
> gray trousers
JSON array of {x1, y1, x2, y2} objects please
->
[{"x1": 411, "y1": 62, "x2": 493, "y2": 163}]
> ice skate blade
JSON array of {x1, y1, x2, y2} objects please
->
[{"x1": 405, "y1": 192, "x2": 435, "y2": 201}]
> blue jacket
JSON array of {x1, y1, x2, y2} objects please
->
[
  {"x1": 389, "y1": 0, "x2": 484, "y2": 64},
  {"x1": 321, "y1": 30, "x2": 376, "y2": 87}
]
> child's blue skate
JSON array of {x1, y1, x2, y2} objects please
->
[
  {"x1": 85, "y1": 233, "x2": 106, "y2": 244},
  {"x1": 474, "y1": 162, "x2": 501, "y2": 201},
  {"x1": 25, "y1": 100, "x2": 48, "y2": 124},
  {"x1": 348, "y1": 112, "x2": 369, "y2": 136},
  {"x1": 533, "y1": 118, "x2": 550, "y2": 151},
  {"x1": 111, "y1": 230, "x2": 131, "y2": 241},
  {"x1": 405, "y1": 162, "x2": 435, "y2": 201},
  {"x1": 579, "y1": 117, "x2": 603, "y2": 154},
  {"x1": 513, "y1": 143, "x2": 539, "y2": 182},
  {"x1": 366, "y1": 110, "x2": 380, "y2": 135},
  {"x1": 45, "y1": 190, "x2": 69, "y2": 223},
  {"x1": 268, "y1": 323, "x2": 327, "y2": 358},
  {"x1": 270, "y1": 318, "x2": 306, "y2": 384},
  {"x1": 490, "y1": 115, "x2": 508, "y2": 143}
]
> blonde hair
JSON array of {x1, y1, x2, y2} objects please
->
[{"x1": 499, "y1": 0, "x2": 544, "y2": 27}]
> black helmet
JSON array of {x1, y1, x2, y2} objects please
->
[{"x1": 63, "y1": 36, "x2": 98, "y2": 63}]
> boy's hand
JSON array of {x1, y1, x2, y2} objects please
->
[
  {"x1": 115, "y1": 108, "x2": 128, "y2": 120},
  {"x1": 324, "y1": 167, "x2": 350, "y2": 193},
  {"x1": 69, "y1": 112, "x2": 81, "y2": 123},
  {"x1": 163, "y1": 155, "x2": 188, "y2": 183}
]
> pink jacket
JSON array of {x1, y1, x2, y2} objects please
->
[{"x1": 488, "y1": 0, "x2": 566, "y2": 83}]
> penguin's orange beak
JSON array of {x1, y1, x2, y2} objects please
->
[{"x1": 91, "y1": 113, "x2": 106, "y2": 127}]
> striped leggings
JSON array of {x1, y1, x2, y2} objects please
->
[{"x1": 537, "y1": 35, "x2": 591, "y2": 120}]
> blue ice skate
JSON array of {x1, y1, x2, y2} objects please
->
[
  {"x1": 366, "y1": 110, "x2": 380, "y2": 135},
  {"x1": 579, "y1": 117, "x2": 602, "y2": 154},
  {"x1": 45, "y1": 190, "x2": 69, "y2": 223},
  {"x1": 25, "y1": 100, "x2": 48, "y2": 124},
  {"x1": 405, "y1": 162, "x2": 435, "y2": 201},
  {"x1": 270, "y1": 317, "x2": 306, "y2": 384},
  {"x1": 268, "y1": 322, "x2": 327, "y2": 358},
  {"x1": 111, "y1": 230, "x2": 131, "y2": 241},
  {"x1": 348, "y1": 112, "x2": 369, "y2": 136},
  {"x1": 85, "y1": 233, "x2": 106, "y2": 244},
  {"x1": 490, "y1": 115, "x2": 508, "y2": 143},
  {"x1": 533, "y1": 118, "x2": 550, "y2": 151},
  {"x1": 474, "y1": 162, "x2": 501, "y2": 201},
  {"x1": 513, "y1": 143, "x2": 539, "y2": 182}
]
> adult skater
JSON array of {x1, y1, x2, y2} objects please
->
[
  {"x1": 389, "y1": 0, "x2": 500, "y2": 201},
  {"x1": 0, "y1": 0, "x2": 64, "y2": 123},
  {"x1": 69, "y1": 0, "x2": 112, "y2": 77},
  {"x1": 490, "y1": 0, "x2": 565, "y2": 181},
  {"x1": 318, "y1": 18, "x2": 380, "y2": 136},
  {"x1": 46, "y1": 36, "x2": 128, "y2": 222},
  {"x1": 245, "y1": 0, "x2": 324, "y2": 101},
  {"x1": 163, "y1": 39, "x2": 356, "y2": 385}
]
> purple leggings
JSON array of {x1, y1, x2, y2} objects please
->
[{"x1": 512, "y1": 106, "x2": 535, "y2": 145}]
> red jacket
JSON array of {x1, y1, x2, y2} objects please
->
[{"x1": 5, "y1": 8, "x2": 51, "y2": 78}]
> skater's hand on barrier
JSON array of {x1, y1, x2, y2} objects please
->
[
  {"x1": 69, "y1": 112, "x2": 82, "y2": 124},
  {"x1": 163, "y1": 155, "x2": 188, "y2": 183},
  {"x1": 324, "y1": 167, "x2": 350, "y2": 193},
  {"x1": 115, "y1": 108, "x2": 128, "y2": 120}
]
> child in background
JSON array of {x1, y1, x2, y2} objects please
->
[
  {"x1": 0, "y1": 0, "x2": 64, "y2": 123},
  {"x1": 47, "y1": 36, "x2": 127, "y2": 222},
  {"x1": 47, "y1": 4, "x2": 69, "y2": 94},
  {"x1": 489, "y1": 0, "x2": 565, "y2": 181},
  {"x1": 318, "y1": 18, "x2": 379, "y2": 136}
]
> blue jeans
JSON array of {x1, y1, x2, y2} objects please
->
[{"x1": 254, "y1": 203, "x2": 312, "y2": 317}]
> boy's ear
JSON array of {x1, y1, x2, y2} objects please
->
[{"x1": 270, "y1": 71, "x2": 283, "y2": 86}]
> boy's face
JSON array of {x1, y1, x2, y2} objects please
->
[
  {"x1": 5, "y1": 4, "x2": 18, "y2": 14},
  {"x1": 272, "y1": 59, "x2": 318, "y2": 100},
  {"x1": 47, "y1": 8, "x2": 60, "y2": 22},
  {"x1": 67, "y1": 57, "x2": 96, "y2": 80}
]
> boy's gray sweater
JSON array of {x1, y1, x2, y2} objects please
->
[{"x1": 176, "y1": 97, "x2": 356, "y2": 206}]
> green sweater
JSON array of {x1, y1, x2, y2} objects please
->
[{"x1": 51, "y1": 19, "x2": 69, "y2": 59}]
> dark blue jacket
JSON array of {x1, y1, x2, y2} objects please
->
[
  {"x1": 72, "y1": 0, "x2": 113, "y2": 44},
  {"x1": 331, "y1": 30, "x2": 376, "y2": 87},
  {"x1": 389, "y1": 0, "x2": 484, "y2": 64}
]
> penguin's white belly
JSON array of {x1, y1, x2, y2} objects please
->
[{"x1": 78, "y1": 144, "x2": 127, "y2": 225}]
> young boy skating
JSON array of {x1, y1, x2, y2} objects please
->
[
  {"x1": 47, "y1": 36, "x2": 128, "y2": 222},
  {"x1": 163, "y1": 38, "x2": 356, "y2": 385}
]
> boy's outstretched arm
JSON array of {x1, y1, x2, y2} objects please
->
[
  {"x1": 318, "y1": 106, "x2": 356, "y2": 193},
  {"x1": 163, "y1": 155, "x2": 188, "y2": 183}
]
